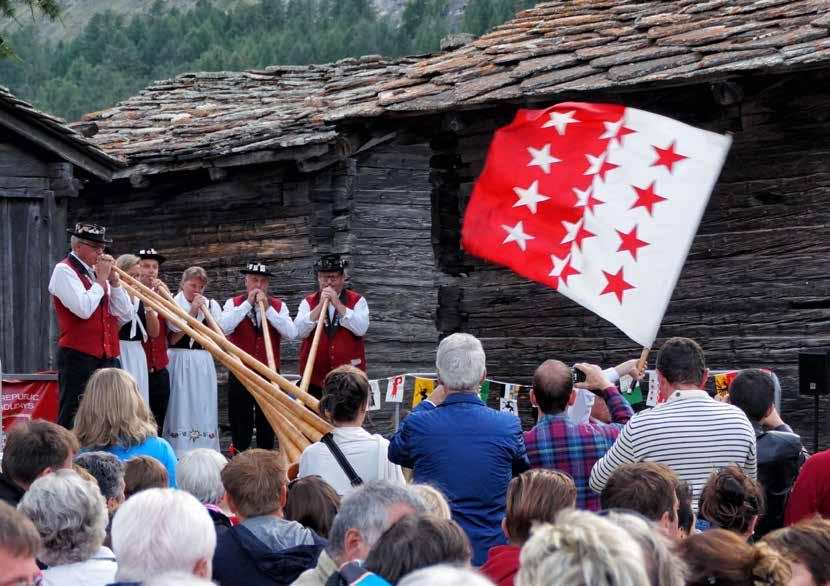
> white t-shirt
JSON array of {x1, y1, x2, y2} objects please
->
[
  {"x1": 298, "y1": 426, "x2": 405, "y2": 496},
  {"x1": 41, "y1": 546, "x2": 117, "y2": 586}
]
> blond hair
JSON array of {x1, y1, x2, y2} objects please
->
[
  {"x1": 410, "y1": 484, "x2": 451, "y2": 520},
  {"x1": 74, "y1": 368, "x2": 157, "y2": 449},
  {"x1": 116, "y1": 254, "x2": 140, "y2": 272},
  {"x1": 180, "y1": 266, "x2": 208, "y2": 287}
]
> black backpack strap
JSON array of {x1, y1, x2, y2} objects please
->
[{"x1": 321, "y1": 433, "x2": 363, "y2": 488}]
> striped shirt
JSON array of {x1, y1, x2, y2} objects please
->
[{"x1": 589, "y1": 390, "x2": 756, "y2": 510}]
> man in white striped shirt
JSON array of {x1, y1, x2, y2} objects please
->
[{"x1": 589, "y1": 337, "x2": 756, "y2": 511}]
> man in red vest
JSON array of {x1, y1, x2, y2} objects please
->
[
  {"x1": 219, "y1": 262, "x2": 296, "y2": 451},
  {"x1": 137, "y1": 247, "x2": 171, "y2": 431},
  {"x1": 295, "y1": 254, "x2": 370, "y2": 400},
  {"x1": 48, "y1": 223, "x2": 133, "y2": 428}
]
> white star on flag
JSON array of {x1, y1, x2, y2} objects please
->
[
  {"x1": 573, "y1": 185, "x2": 601, "y2": 212},
  {"x1": 600, "y1": 117, "x2": 630, "y2": 148},
  {"x1": 527, "y1": 144, "x2": 561, "y2": 174},
  {"x1": 502, "y1": 220, "x2": 535, "y2": 251},
  {"x1": 549, "y1": 253, "x2": 571, "y2": 277},
  {"x1": 541, "y1": 110, "x2": 578, "y2": 135},
  {"x1": 584, "y1": 152, "x2": 608, "y2": 176},
  {"x1": 560, "y1": 219, "x2": 582, "y2": 245},
  {"x1": 512, "y1": 180, "x2": 550, "y2": 214}
]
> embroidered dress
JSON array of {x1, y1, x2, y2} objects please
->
[{"x1": 164, "y1": 291, "x2": 221, "y2": 455}]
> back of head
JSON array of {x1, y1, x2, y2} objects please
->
[
  {"x1": 365, "y1": 515, "x2": 472, "y2": 584},
  {"x1": 515, "y1": 509, "x2": 649, "y2": 586},
  {"x1": 320, "y1": 365, "x2": 370, "y2": 424},
  {"x1": 409, "y1": 484, "x2": 451, "y2": 520},
  {"x1": 3, "y1": 419, "x2": 78, "y2": 488},
  {"x1": 506, "y1": 469, "x2": 576, "y2": 546},
  {"x1": 176, "y1": 448, "x2": 227, "y2": 506},
  {"x1": 655, "y1": 337, "x2": 706, "y2": 387},
  {"x1": 698, "y1": 466, "x2": 764, "y2": 535},
  {"x1": 398, "y1": 565, "x2": 495, "y2": 586},
  {"x1": 762, "y1": 518, "x2": 830, "y2": 586},
  {"x1": 124, "y1": 456, "x2": 169, "y2": 499},
  {"x1": 0, "y1": 500, "x2": 40, "y2": 561},
  {"x1": 327, "y1": 481, "x2": 426, "y2": 562},
  {"x1": 18, "y1": 469, "x2": 108, "y2": 567},
  {"x1": 144, "y1": 572, "x2": 215, "y2": 586},
  {"x1": 74, "y1": 368, "x2": 157, "y2": 449},
  {"x1": 676, "y1": 481, "x2": 695, "y2": 538},
  {"x1": 600, "y1": 462, "x2": 678, "y2": 523},
  {"x1": 111, "y1": 488, "x2": 216, "y2": 582},
  {"x1": 602, "y1": 511, "x2": 686, "y2": 586},
  {"x1": 221, "y1": 448, "x2": 286, "y2": 518},
  {"x1": 436, "y1": 333, "x2": 486, "y2": 391},
  {"x1": 678, "y1": 529, "x2": 790, "y2": 586},
  {"x1": 284, "y1": 476, "x2": 341, "y2": 539},
  {"x1": 74, "y1": 451, "x2": 125, "y2": 502},
  {"x1": 532, "y1": 360, "x2": 574, "y2": 414},
  {"x1": 728, "y1": 370, "x2": 775, "y2": 422}
]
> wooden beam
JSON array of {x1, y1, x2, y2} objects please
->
[{"x1": 0, "y1": 110, "x2": 117, "y2": 181}]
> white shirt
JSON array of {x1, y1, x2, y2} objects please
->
[
  {"x1": 48, "y1": 253, "x2": 133, "y2": 323},
  {"x1": 294, "y1": 295, "x2": 369, "y2": 339},
  {"x1": 219, "y1": 297, "x2": 296, "y2": 340},
  {"x1": 167, "y1": 291, "x2": 223, "y2": 334},
  {"x1": 41, "y1": 545, "x2": 117, "y2": 586},
  {"x1": 298, "y1": 426, "x2": 405, "y2": 496}
]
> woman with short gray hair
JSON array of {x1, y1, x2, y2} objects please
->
[
  {"x1": 176, "y1": 448, "x2": 232, "y2": 536},
  {"x1": 18, "y1": 469, "x2": 117, "y2": 585}
]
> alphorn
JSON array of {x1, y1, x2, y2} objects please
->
[
  {"x1": 114, "y1": 267, "x2": 320, "y2": 412},
  {"x1": 258, "y1": 299, "x2": 278, "y2": 372},
  {"x1": 299, "y1": 297, "x2": 329, "y2": 393},
  {"x1": 120, "y1": 279, "x2": 330, "y2": 459}
]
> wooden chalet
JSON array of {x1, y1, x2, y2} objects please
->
[
  {"x1": 0, "y1": 87, "x2": 123, "y2": 373},
  {"x1": 67, "y1": 0, "x2": 830, "y2": 444}
]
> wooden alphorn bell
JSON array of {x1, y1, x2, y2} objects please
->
[{"x1": 299, "y1": 298, "x2": 330, "y2": 393}]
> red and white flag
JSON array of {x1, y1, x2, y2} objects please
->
[{"x1": 462, "y1": 102, "x2": 731, "y2": 346}]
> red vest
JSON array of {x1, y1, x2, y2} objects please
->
[
  {"x1": 299, "y1": 290, "x2": 366, "y2": 388},
  {"x1": 52, "y1": 257, "x2": 120, "y2": 359},
  {"x1": 142, "y1": 315, "x2": 169, "y2": 371},
  {"x1": 227, "y1": 295, "x2": 283, "y2": 369}
]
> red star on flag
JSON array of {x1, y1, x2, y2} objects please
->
[
  {"x1": 616, "y1": 225, "x2": 649, "y2": 260},
  {"x1": 600, "y1": 117, "x2": 636, "y2": 148},
  {"x1": 631, "y1": 181, "x2": 667, "y2": 216},
  {"x1": 601, "y1": 267, "x2": 635, "y2": 303},
  {"x1": 584, "y1": 152, "x2": 619, "y2": 182},
  {"x1": 651, "y1": 141, "x2": 688, "y2": 173},
  {"x1": 574, "y1": 186, "x2": 604, "y2": 214}
]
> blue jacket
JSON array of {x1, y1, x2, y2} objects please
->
[{"x1": 388, "y1": 393, "x2": 530, "y2": 565}]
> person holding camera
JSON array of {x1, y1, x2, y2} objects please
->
[{"x1": 524, "y1": 359, "x2": 642, "y2": 511}]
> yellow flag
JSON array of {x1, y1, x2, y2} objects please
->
[{"x1": 412, "y1": 378, "x2": 436, "y2": 408}]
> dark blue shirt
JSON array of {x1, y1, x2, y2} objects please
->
[{"x1": 388, "y1": 393, "x2": 530, "y2": 565}]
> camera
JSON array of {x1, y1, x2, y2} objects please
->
[{"x1": 572, "y1": 365, "x2": 587, "y2": 385}]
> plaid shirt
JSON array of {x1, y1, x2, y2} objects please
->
[{"x1": 523, "y1": 387, "x2": 633, "y2": 511}]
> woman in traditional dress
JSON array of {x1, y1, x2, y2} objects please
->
[
  {"x1": 114, "y1": 254, "x2": 158, "y2": 405},
  {"x1": 165, "y1": 266, "x2": 222, "y2": 455}
]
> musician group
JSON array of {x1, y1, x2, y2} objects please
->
[{"x1": 49, "y1": 222, "x2": 369, "y2": 456}]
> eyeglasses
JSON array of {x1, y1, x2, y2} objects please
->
[{"x1": 78, "y1": 241, "x2": 105, "y2": 252}]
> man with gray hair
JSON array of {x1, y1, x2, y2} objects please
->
[
  {"x1": 49, "y1": 222, "x2": 133, "y2": 427},
  {"x1": 109, "y1": 488, "x2": 216, "y2": 584},
  {"x1": 292, "y1": 481, "x2": 425, "y2": 586},
  {"x1": 388, "y1": 333, "x2": 529, "y2": 566}
]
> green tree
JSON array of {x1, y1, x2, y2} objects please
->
[{"x1": 0, "y1": 0, "x2": 60, "y2": 57}]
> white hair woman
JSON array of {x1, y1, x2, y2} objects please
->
[
  {"x1": 111, "y1": 488, "x2": 215, "y2": 582},
  {"x1": 398, "y1": 565, "x2": 495, "y2": 586},
  {"x1": 115, "y1": 254, "x2": 160, "y2": 406},
  {"x1": 515, "y1": 509, "x2": 650, "y2": 586},
  {"x1": 165, "y1": 266, "x2": 222, "y2": 455},
  {"x1": 18, "y1": 469, "x2": 117, "y2": 585},
  {"x1": 175, "y1": 448, "x2": 232, "y2": 536},
  {"x1": 74, "y1": 368, "x2": 177, "y2": 487}
]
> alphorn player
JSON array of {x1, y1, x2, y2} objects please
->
[
  {"x1": 219, "y1": 261, "x2": 296, "y2": 451},
  {"x1": 165, "y1": 266, "x2": 222, "y2": 455},
  {"x1": 295, "y1": 254, "x2": 369, "y2": 399},
  {"x1": 49, "y1": 223, "x2": 132, "y2": 428},
  {"x1": 137, "y1": 247, "x2": 171, "y2": 430}
]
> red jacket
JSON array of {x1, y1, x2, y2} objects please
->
[
  {"x1": 298, "y1": 290, "x2": 365, "y2": 388},
  {"x1": 227, "y1": 295, "x2": 283, "y2": 369},
  {"x1": 53, "y1": 257, "x2": 120, "y2": 358},
  {"x1": 142, "y1": 315, "x2": 169, "y2": 371},
  {"x1": 480, "y1": 545, "x2": 520, "y2": 586}
]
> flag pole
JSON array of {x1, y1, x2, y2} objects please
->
[{"x1": 637, "y1": 347, "x2": 650, "y2": 373}]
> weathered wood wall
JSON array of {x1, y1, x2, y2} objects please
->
[
  {"x1": 428, "y1": 68, "x2": 830, "y2": 451},
  {"x1": 0, "y1": 138, "x2": 72, "y2": 373}
]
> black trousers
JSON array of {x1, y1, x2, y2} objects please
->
[
  {"x1": 148, "y1": 368, "x2": 171, "y2": 433},
  {"x1": 228, "y1": 373, "x2": 275, "y2": 451},
  {"x1": 57, "y1": 347, "x2": 120, "y2": 428}
]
